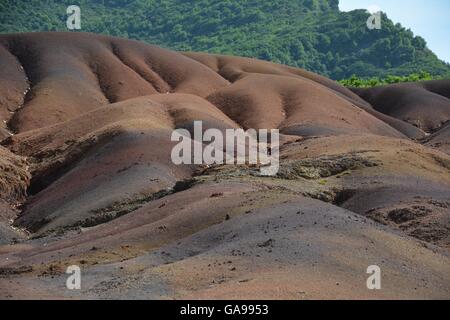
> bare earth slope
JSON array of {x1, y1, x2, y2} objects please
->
[
  {"x1": 0, "y1": 32, "x2": 449, "y2": 299},
  {"x1": 352, "y1": 80, "x2": 450, "y2": 133}
]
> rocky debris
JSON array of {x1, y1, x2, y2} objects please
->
[
  {"x1": 387, "y1": 207, "x2": 431, "y2": 224},
  {"x1": 0, "y1": 265, "x2": 33, "y2": 276},
  {"x1": 365, "y1": 203, "x2": 449, "y2": 249},
  {"x1": 0, "y1": 146, "x2": 30, "y2": 204},
  {"x1": 277, "y1": 154, "x2": 379, "y2": 180}
]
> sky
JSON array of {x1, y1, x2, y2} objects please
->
[{"x1": 339, "y1": 0, "x2": 450, "y2": 63}]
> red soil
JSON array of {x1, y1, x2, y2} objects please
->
[{"x1": 0, "y1": 32, "x2": 449, "y2": 299}]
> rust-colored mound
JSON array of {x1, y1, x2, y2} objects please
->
[
  {"x1": 0, "y1": 32, "x2": 228, "y2": 133},
  {"x1": 353, "y1": 80, "x2": 450, "y2": 133},
  {"x1": 0, "y1": 32, "x2": 412, "y2": 139},
  {"x1": 5, "y1": 94, "x2": 239, "y2": 234},
  {"x1": 0, "y1": 32, "x2": 449, "y2": 299}
]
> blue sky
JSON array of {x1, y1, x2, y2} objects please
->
[{"x1": 339, "y1": 0, "x2": 450, "y2": 63}]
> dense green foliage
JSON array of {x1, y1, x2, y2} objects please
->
[
  {"x1": 1, "y1": 0, "x2": 450, "y2": 80},
  {"x1": 338, "y1": 72, "x2": 442, "y2": 88}
]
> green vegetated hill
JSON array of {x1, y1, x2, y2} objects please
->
[{"x1": 1, "y1": 0, "x2": 450, "y2": 80}]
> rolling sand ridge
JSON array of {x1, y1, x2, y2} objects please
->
[{"x1": 0, "y1": 32, "x2": 449, "y2": 299}]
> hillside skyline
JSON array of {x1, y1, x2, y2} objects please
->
[
  {"x1": 340, "y1": 0, "x2": 450, "y2": 63},
  {"x1": 1, "y1": 0, "x2": 449, "y2": 80}
]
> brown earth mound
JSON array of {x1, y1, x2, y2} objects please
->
[
  {"x1": 352, "y1": 80, "x2": 450, "y2": 133},
  {"x1": 0, "y1": 32, "x2": 449, "y2": 299},
  {"x1": 425, "y1": 123, "x2": 450, "y2": 155}
]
